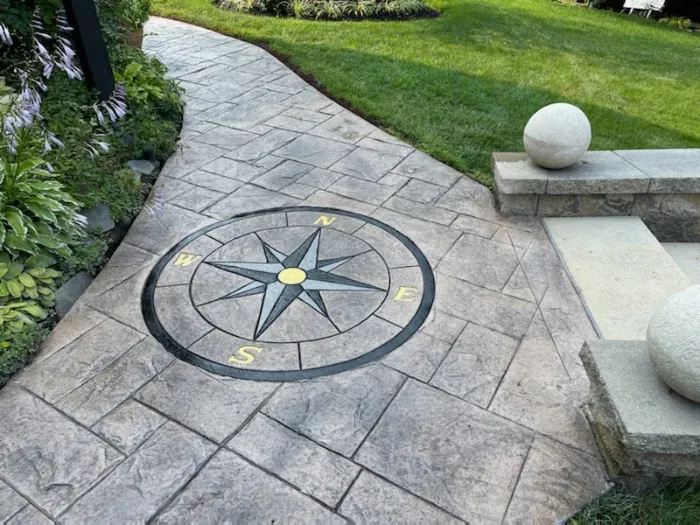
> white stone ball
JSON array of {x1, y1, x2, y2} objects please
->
[
  {"x1": 647, "y1": 285, "x2": 700, "y2": 403},
  {"x1": 523, "y1": 103, "x2": 592, "y2": 169}
]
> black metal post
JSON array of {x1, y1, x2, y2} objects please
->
[{"x1": 62, "y1": 0, "x2": 115, "y2": 101}]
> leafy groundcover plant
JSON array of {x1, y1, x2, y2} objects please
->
[
  {"x1": 218, "y1": 0, "x2": 437, "y2": 21},
  {"x1": 0, "y1": 1, "x2": 182, "y2": 386}
]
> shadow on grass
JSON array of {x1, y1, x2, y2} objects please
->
[{"x1": 258, "y1": 39, "x2": 699, "y2": 185}]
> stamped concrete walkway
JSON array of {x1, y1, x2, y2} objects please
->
[{"x1": 0, "y1": 18, "x2": 609, "y2": 524}]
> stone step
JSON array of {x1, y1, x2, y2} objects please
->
[
  {"x1": 581, "y1": 339, "x2": 700, "y2": 487},
  {"x1": 662, "y1": 243, "x2": 700, "y2": 284},
  {"x1": 544, "y1": 216, "x2": 691, "y2": 341}
]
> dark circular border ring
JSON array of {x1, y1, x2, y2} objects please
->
[{"x1": 141, "y1": 206, "x2": 435, "y2": 382}]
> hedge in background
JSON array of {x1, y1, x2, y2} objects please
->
[{"x1": 218, "y1": 0, "x2": 437, "y2": 20}]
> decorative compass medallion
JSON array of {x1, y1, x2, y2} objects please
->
[{"x1": 142, "y1": 207, "x2": 434, "y2": 381}]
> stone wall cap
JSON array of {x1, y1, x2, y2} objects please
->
[
  {"x1": 492, "y1": 153, "x2": 547, "y2": 194},
  {"x1": 494, "y1": 149, "x2": 700, "y2": 197},
  {"x1": 615, "y1": 149, "x2": 700, "y2": 194},
  {"x1": 493, "y1": 151, "x2": 652, "y2": 196}
]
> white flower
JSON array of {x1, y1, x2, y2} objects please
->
[
  {"x1": 0, "y1": 23, "x2": 12, "y2": 45},
  {"x1": 74, "y1": 214, "x2": 89, "y2": 228}
]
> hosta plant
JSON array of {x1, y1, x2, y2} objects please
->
[
  {"x1": 0, "y1": 252, "x2": 60, "y2": 308},
  {"x1": 0, "y1": 300, "x2": 48, "y2": 331},
  {"x1": 115, "y1": 57, "x2": 181, "y2": 110},
  {"x1": 0, "y1": 156, "x2": 86, "y2": 260}
]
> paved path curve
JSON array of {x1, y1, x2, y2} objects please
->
[{"x1": 0, "y1": 18, "x2": 609, "y2": 524}]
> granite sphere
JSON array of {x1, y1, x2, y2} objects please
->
[
  {"x1": 523, "y1": 103, "x2": 592, "y2": 169},
  {"x1": 647, "y1": 285, "x2": 700, "y2": 403}
]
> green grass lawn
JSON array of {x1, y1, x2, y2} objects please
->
[
  {"x1": 569, "y1": 478, "x2": 700, "y2": 524},
  {"x1": 152, "y1": 0, "x2": 700, "y2": 186}
]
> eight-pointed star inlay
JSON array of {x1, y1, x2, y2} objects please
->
[{"x1": 202, "y1": 229, "x2": 385, "y2": 339}]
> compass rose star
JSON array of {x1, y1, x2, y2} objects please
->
[{"x1": 203, "y1": 229, "x2": 384, "y2": 339}]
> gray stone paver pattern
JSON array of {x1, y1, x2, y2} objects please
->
[{"x1": 0, "y1": 18, "x2": 609, "y2": 524}]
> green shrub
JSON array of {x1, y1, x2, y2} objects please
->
[
  {"x1": 0, "y1": 155, "x2": 85, "y2": 261},
  {"x1": 95, "y1": 0, "x2": 151, "y2": 44},
  {"x1": 378, "y1": 0, "x2": 426, "y2": 17},
  {"x1": 58, "y1": 231, "x2": 108, "y2": 278},
  {"x1": 343, "y1": 0, "x2": 376, "y2": 18},
  {"x1": 111, "y1": 44, "x2": 182, "y2": 162},
  {"x1": 0, "y1": 300, "x2": 48, "y2": 331},
  {"x1": 118, "y1": 61, "x2": 172, "y2": 107},
  {"x1": 220, "y1": 0, "x2": 265, "y2": 12},
  {"x1": 0, "y1": 322, "x2": 47, "y2": 388},
  {"x1": 218, "y1": 0, "x2": 435, "y2": 19},
  {"x1": 0, "y1": 0, "x2": 63, "y2": 39},
  {"x1": 283, "y1": 0, "x2": 315, "y2": 18},
  {"x1": 112, "y1": 44, "x2": 183, "y2": 116},
  {"x1": 659, "y1": 17, "x2": 692, "y2": 30},
  {"x1": 39, "y1": 53, "x2": 181, "y2": 222},
  {"x1": 37, "y1": 74, "x2": 140, "y2": 222},
  {"x1": 121, "y1": 0, "x2": 153, "y2": 30},
  {"x1": 0, "y1": 252, "x2": 60, "y2": 308},
  {"x1": 315, "y1": 0, "x2": 344, "y2": 19}
]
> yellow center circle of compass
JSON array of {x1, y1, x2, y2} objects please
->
[{"x1": 277, "y1": 267, "x2": 307, "y2": 285}]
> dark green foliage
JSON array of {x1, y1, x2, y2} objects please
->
[
  {"x1": 121, "y1": 0, "x2": 154, "y2": 30},
  {"x1": 111, "y1": 44, "x2": 182, "y2": 161},
  {"x1": 665, "y1": 0, "x2": 700, "y2": 23},
  {"x1": 57, "y1": 231, "x2": 108, "y2": 278},
  {"x1": 570, "y1": 478, "x2": 700, "y2": 524},
  {"x1": 38, "y1": 73, "x2": 143, "y2": 223},
  {"x1": 94, "y1": 0, "x2": 123, "y2": 47},
  {"x1": 590, "y1": 0, "x2": 624, "y2": 10},
  {"x1": 0, "y1": 0, "x2": 62, "y2": 36},
  {"x1": 39, "y1": 45, "x2": 181, "y2": 222},
  {"x1": 96, "y1": 0, "x2": 153, "y2": 45},
  {"x1": 0, "y1": 321, "x2": 47, "y2": 388},
  {"x1": 0, "y1": 0, "x2": 65, "y2": 75}
]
